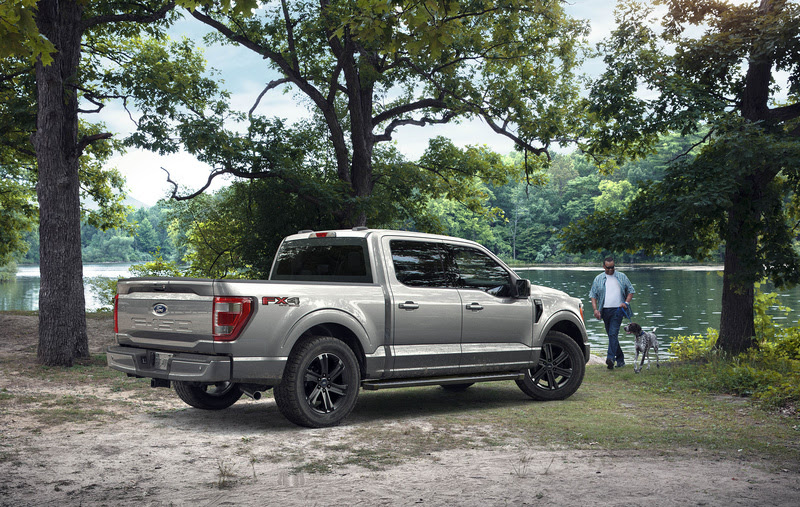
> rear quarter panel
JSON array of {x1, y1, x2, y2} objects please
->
[{"x1": 215, "y1": 280, "x2": 386, "y2": 359}]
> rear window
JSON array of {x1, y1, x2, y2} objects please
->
[{"x1": 270, "y1": 238, "x2": 373, "y2": 283}]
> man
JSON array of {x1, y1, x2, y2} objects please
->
[{"x1": 589, "y1": 257, "x2": 634, "y2": 370}]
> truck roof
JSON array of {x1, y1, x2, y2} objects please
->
[{"x1": 283, "y1": 227, "x2": 482, "y2": 244}]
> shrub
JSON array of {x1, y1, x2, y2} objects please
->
[
  {"x1": 0, "y1": 262, "x2": 17, "y2": 282},
  {"x1": 665, "y1": 283, "x2": 800, "y2": 412},
  {"x1": 129, "y1": 253, "x2": 183, "y2": 278},
  {"x1": 86, "y1": 252, "x2": 184, "y2": 310},
  {"x1": 86, "y1": 276, "x2": 119, "y2": 311},
  {"x1": 669, "y1": 328, "x2": 718, "y2": 362}
]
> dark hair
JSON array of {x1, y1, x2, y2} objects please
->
[{"x1": 603, "y1": 256, "x2": 615, "y2": 265}]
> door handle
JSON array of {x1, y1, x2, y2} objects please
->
[
  {"x1": 399, "y1": 301, "x2": 419, "y2": 310},
  {"x1": 465, "y1": 302, "x2": 484, "y2": 311}
]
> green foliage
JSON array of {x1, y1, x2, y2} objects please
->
[
  {"x1": 592, "y1": 180, "x2": 637, "y2": 213},
  {"x1": 752, "y1": 280, "x2": 800, "y2": 362},
  {"x1": 669, "y1": 329, "x2": 719, "y2": 362},
  {"x1": 151, "y1": 0, "x2": 591, "y2": 226},
  {"x1": 0, "y1": 175, "x2": 36, "y2": 265},
  {"x1": 0, "y1": 0, "x2": 56, "y2": 65},
  {"x1": 667, "y1": 283, "x2": 800, "y2": 410},
  {"x1": 87, "y1": 251, "x2": 184, "y2": 310},
  {"x1": 0, "y1": 261, "x2": 17, "y2": 282},
  {"x1": 86, "y1": 277, "x2": 119, "y2": 311},
  {"x1": 0, "y1": 1, "x2": 211, "y2": 266},
  {"x1": 165, "y1": 190, "x2": 255, "y2": 279},
  {"x1": 128, "y1": 251, "x2": 183, "y2": 278}
]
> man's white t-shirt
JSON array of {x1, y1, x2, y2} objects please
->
[{"x1": 604, "y1": 274, "x2": 623, "y2": 308}]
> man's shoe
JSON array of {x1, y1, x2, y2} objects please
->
[
  {"x1": 606, "y1": 359, "x2": 614, "y2": 370},
  {"x1": 616, "y1": 363, "x2": 625, "y2": 368}
]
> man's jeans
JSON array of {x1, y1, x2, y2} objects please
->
[{"x1": 601, "y1": 307, "x2": 626, "y2": 366}]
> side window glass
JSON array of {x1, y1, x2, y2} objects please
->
[
  {"x1": 450, "y1": 246, "x2": 511, "y2": 297},
  {"x1": 390, "y1": 240, "x2": 448, "y2": 288}
]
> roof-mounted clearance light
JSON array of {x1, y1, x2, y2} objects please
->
[{"x1": 310, "y1": 231, "x2": 337, "y2": 238}]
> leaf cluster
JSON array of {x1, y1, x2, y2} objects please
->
[{"x1": 0, "y1": 0, "x2": 56, "y2": 65}]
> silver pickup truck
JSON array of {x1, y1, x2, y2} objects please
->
[{"x1": 108, "y1": 228, "x2": 589, "y2": 427}]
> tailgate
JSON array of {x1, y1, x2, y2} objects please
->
[{"x1": 115, "y1": 278, "x2": 215, "y2": 353}]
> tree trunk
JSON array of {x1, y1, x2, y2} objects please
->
[
  {"x1": 718, "y1": 247, "x2": 756, "y2": 355},
  {"x1": 715, "y1": 0, "x2": 779, "y2": 355},
  {"x1": 717, "y1": 200, "x2": 757, "y2": 355},
  {"x1": 33, "y1": 0, "x2": 88, "y2": 366}
]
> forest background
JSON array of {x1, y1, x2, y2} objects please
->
[
  {"x1": 3, "y1": 131, "x2": 702, "y2": 280},
  {"x1": 4, "y1": 0, "x2": 800, "y2": 365}
]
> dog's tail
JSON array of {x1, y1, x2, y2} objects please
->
[{"x1": 651, "y1": 327, "x2": 658, "y2": 333}]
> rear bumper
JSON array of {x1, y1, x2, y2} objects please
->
[
  {"x1": 106, "y1": 346, "x2": 287, "y2": 383},
  {"x1": 107, "y1": 346, "x2": 232, "y2": 382}
]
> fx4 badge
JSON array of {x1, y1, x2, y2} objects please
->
[{"x1": 263, "y1": 296, "x2": 300, "y2": 307}]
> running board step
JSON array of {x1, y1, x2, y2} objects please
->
[{"x1": 361, "y1": 372, "x2": 524, "y2": 391}]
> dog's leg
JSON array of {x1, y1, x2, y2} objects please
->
[{"x1": 639, "y1": 345, "x2": 648, "y2": 372}]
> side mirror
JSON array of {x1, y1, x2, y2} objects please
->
[{"x1": 514, "y1": 278, "x2": 531, "y2": 298}]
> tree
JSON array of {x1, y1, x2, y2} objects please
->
[
  {"x1": 27, "y1": 0, "x2": 187, "y2": 366},
  {"x1": 147, "y1": 0, "x2": 589, "y2": 226},
  {"x1": 4, "y1": 0, "x2": 251, "y2": 366},
  {"x1": 563, "y1": 0, "x2": 800, "y2": 353},
  {"x1": 592, "y1": 180, "x2": 636, "y2": 214}
]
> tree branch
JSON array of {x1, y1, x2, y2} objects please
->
[
  {"x1": 249, "y1": 78, "x2": 291, "y2": 117},
  {"x1": 82, "y1": 1, "x2": 176, "y2": 31},
  {"x1": 373, "y1": 97, "x2": 448, "y2": 126},
  {"x1": 374, "y1": 110, "x2": 458, "y2": 142},
  {"x1": 162, "y1": 165, "x2": 325, "y2": 208},
  {"x1": 767, "y1": 102, "x2": 800, "y2": 123},
  {"x1": 75, "y1": 133, "x2": 113, "y2": 157}
]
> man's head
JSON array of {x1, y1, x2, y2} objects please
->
[{"x1": 603, "y1": 257, "x2": 615, "y2": 273}]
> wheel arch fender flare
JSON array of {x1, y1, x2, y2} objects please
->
[
  {"x1": 280, "y1": 308, "x2": 374, "y2": 369},
  {"x1": 538, "y1": 310, "x2": 590, "y2": 361}
]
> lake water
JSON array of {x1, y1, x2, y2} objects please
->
[
  {"x1": 519, "y1": 266, "x2": 800, "y2": 358},
  {"x1": 2, "y1": 264, "x2": 799, "y2": 358},
  {"x1": 1, "y1": 264, "x2": 133, "y2": 312}
]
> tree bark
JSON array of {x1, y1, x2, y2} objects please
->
[
  {"x1": 33, "y1": 0, "x2": 88, "y2": 366},
  {"x1": 718, "y1": 215, "x2": 756, "y2": 354},
  {"x1": 713, "y1": 0, "x2": 784, "y2": 355}
]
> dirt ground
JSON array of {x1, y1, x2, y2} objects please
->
[{"x1": 1, "y1": 313, "x2": 798, "y2": 506}]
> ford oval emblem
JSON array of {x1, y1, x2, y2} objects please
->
[{"x1": 153, "y1": 303, "x2": 168, "y2": 316}]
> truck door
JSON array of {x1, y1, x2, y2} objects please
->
[
  {"x1": 383, "y1": 238, "x2": 463, "y2": 377},
  {"x1": 446, "y1": 244, "x2": 535, "y2": 371}
]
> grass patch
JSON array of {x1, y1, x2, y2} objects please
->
[
  {"x1": 344, "y1": 365, "x2": 799, "y2": 470},
  {"x1": 26, "y1": 395, "x2": 121, "y2": 426}
]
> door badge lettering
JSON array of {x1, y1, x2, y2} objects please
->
[{"x1": 263, "y1": 296, "x2": 300, "y2": 307}]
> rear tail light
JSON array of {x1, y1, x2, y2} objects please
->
[
  {"x1": 114, "y1": 294, "x2": 119, "y2": 334},
  {"x1": 213, "y1": 297, "x2": 254, "y2": 341},
  {"x1": 310, "y1": 231, "x2": 336, "y2": 238}
]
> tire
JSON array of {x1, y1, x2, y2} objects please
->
[
  {"x1": 516, "y1": 331, "x2": 585, "y2": 401},
  {"x1": 440, "y1": 383, "x2": 474, "y2": 392},
  {"x1": 274, "y1": 336, "x2": 360, "y2": 428},
  {"x1": 173, "y1": 381, "x2": 243, "y2": 410}
]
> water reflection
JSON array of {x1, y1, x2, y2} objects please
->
[{"x1": 1, "y1": 264, "x2": 132, "y2": 312}]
